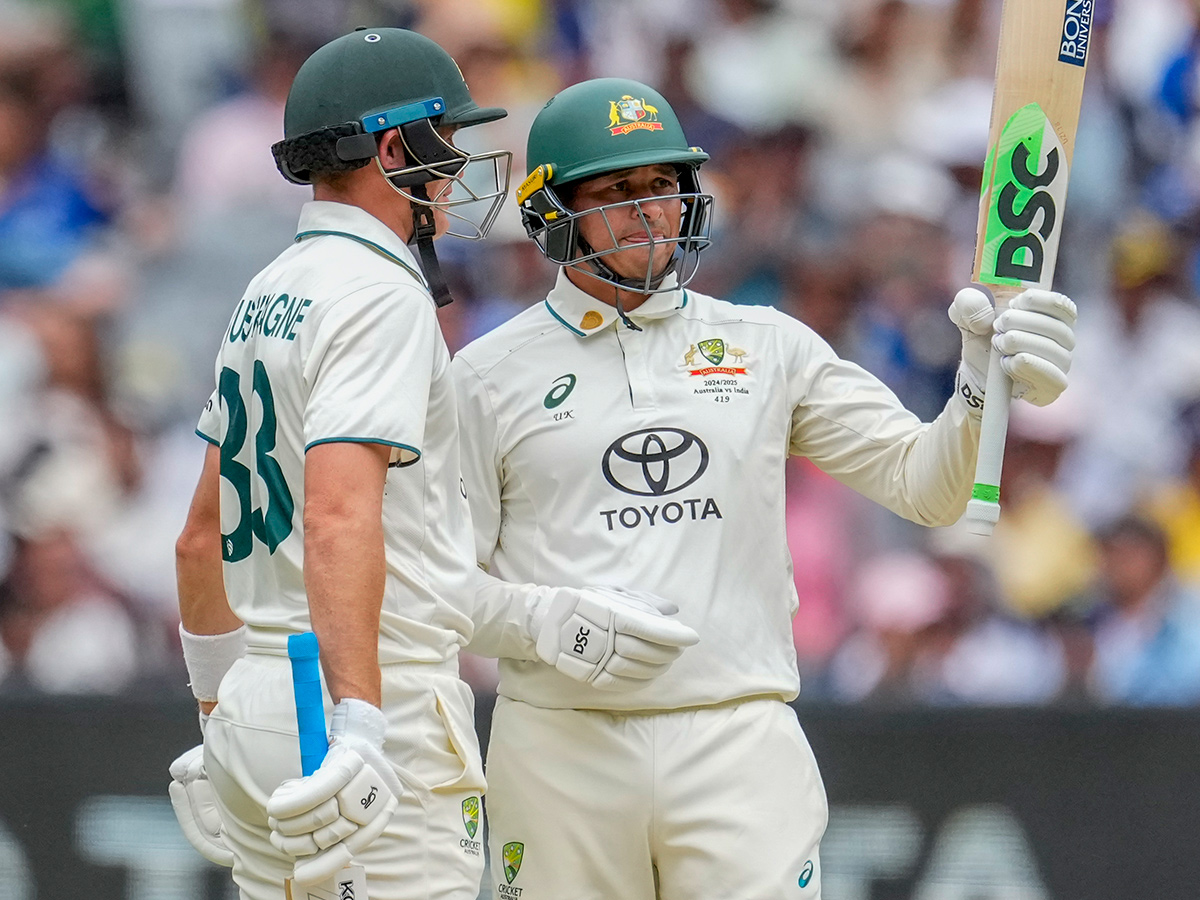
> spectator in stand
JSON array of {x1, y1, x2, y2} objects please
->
[
  {"x1": 0, "y1": 5, "x2": 110, "y2": 294},
  {"x1": 920, "y1": 534, "x2": 1067, "y2": 706},
  {"x1": 845, "y1": 153, "x2": 963, "y2": 424},
  {"x1": 0, "y1": 529, "x2": 138, "y2": 694},
  {"x1": 1060, "y1": 213, "x2": 1200, "y2": 527},
  {"x1": 172, "y1": 30, "x2": 314, "y2": 221},
  {"x1": 1089, "y1": 516, "x2": 1200, "y2": 706},
  {"x1": 826, "y1": 551, "x2": 952, "y2": 704},
  {"x1": 989, "y1": 397, "x2": 1098, "y2": 621},
  {"x1": 1145, "y1": 397, "x2": 1200, "y2": 586}
]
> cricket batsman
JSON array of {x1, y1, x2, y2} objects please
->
[
  {"x1": 166, "y1": 28, "x2": 515, "y2": 899},
  {"x1": 453, "y1": 78, "x2": 1079, "y2": 899}
]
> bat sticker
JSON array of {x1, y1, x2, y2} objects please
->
[{"x1": 977, "y1": 103, "x2": 1068, "y2": 290}]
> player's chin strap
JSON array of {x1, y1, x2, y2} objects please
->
[
  {"x1": 408, "y1": 184, "x2": 453, "y2": 307},
  {"x1": 612, "y1": 291, "x2": 642, "y2": 332},
  {"x1": 576, "y1": 237, "x2": 686, "y2": 332}
]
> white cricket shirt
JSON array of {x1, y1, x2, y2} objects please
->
[
  {"x1": 197, "y1": 201, "x2": 476, "y2": 662},
  {"x1": 454, "y1": 269, "x2": 981, "y2": 710}
]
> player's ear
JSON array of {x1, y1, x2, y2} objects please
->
[{"x1": 377, "y1": 128, "x2": 407, "y2": 169}]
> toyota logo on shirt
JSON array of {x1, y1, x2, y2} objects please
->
[{"x1": 601, "y1": 428, "x2": 709, "y2": 496}]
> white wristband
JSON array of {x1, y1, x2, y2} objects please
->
[{"x1": 180, "y1": 624, "x2": 246, "y2": 702}]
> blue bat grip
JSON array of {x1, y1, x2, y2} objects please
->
[{"x1": 287, "y1": 632, "x2": 329, "y2": 777}]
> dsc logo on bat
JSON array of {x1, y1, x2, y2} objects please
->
[
  {"x1": 979, "y1": 103, "x2": 1070, "y2": 290},
  {"x1": 992, "y1": 139, "x2": 1059, "y2": 283}
]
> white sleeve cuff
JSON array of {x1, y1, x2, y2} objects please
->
[{"x1": 180, "y1": 624, "x2": 247, "y2": 702}]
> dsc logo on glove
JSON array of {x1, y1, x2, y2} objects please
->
[{"x1": 573, "y1": 627, "x2": 591, "y2": 655}]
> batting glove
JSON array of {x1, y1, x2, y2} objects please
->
[
  {"x1": 950, "y1": 287, "x2": 1077, "y2": 410},
  {"x1": 168, "y1": 715, "x2": 234, "y2": 867},
  {"x1": 533, "y1": 586, "x2": 700, "y2": 691},
  {"x1": 266, "y1": 699, "x2": 402, "y2": 887}
]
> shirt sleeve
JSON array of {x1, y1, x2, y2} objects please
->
[
  {"x1": 303, "y1": 284, "x2": 436, "y2": 465},
  {"x1": 196, "y1": 390, "x2": 220, "y2": 445},
  {"x1": 452, "y1": 352, "x2": 542, "y2": 662},
  {"x1": 784, "y1": 322, "x2": 980, "y2": 526},
  {"x1": 451, "y1": 354, "x2": 503, "y2": 565}
]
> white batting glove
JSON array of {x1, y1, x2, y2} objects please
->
[
  {"x1": 266, "y1": 699, "x2": 402, "y2": 887},
  {"x1": 950, "y1": 287, "x2": 1077, "y2": 409},
  {"x1": 533, "y1": 586, "x2": 699, "y2": 691},
  {"x1": 168, "y1": 716, "x2": 234, "y2": 867}
]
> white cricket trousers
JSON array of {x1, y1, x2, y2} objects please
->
[
  {"x1": 484, "y1": 696, "x2": 827, "y2": 900},
  {"x1": 204, "y1": 652, "x2": 487, "y2": 900}
]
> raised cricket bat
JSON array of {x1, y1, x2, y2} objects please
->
[
  {"x1": 964, "y1": 0, "x2": 1092, "y2": 535},
  {"x1": 284, "y1": 632, "x2": 369, "y2": 900}
]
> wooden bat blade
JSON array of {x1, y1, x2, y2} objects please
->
[
  {"x1": 973, "y1": 0, "x2": 1091, "y2": 292},
  {"x1": 965, "y1": 0, "x2": 1092, "y2": 535}
]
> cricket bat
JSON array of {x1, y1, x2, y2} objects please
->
[
  {"x1": 964, "y1": 0, "x2": 1092, "y2": 535},
  {"x1": 284, "y1": 632, "x2": 369, "y2": 900}
]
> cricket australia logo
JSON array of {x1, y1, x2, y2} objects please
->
[
  {"x1": 683, "y1": 338, "x2": 749, "y2": 376},
  {"x1": 608, "y1": 95, "x2": 664, "y2": 136},
  {"x1": 459, "y1": 796, "x2": 482, "y2": 857},
  {"x1": 502, "y1": 841, "x2": 524, "y2": 884},
  {"x1": 461, "y1": 797, "x2": 479, "y2": 839}
]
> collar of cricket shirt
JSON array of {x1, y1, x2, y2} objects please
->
[
  {"x1": 542, "y1": 267, "x2": 689, "y2": 338},
  {"x1": 293, "y1": 201, "x2": 428, "y2": 288}
]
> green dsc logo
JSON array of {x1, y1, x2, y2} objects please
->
[
  {"x1": 798, "y1": 859, "x2": 814, "y2": 888},
  {"x1": 502, "y1": 841, "x2": 524, "y2": 884},
  {"x1": 544, "y1": 374, "x2": 576, "y2": 409},
  {"x1": 461, "y1": 796, "x2": 479, "y2": 839}
]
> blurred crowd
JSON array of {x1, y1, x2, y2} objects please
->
[{"x1": 2, "y1": 0, "x2": 1200, "y2": 708}]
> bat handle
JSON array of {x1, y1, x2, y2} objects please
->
[
  {"x1": 287, "y1": 631, "x2": 329, "y2": 777},
  {"x1": 964, "y1": 287, "x2": 1019, "y2": 536}
]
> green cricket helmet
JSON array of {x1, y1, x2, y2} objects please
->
[
  {"x1": 271, "y1": 27, "x2": 513, "y2": 305},
  {"x1": 516, "y1": 77, "x2": 713, "y2": 294}
]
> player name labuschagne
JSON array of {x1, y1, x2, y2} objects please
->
[{"x1": 226, "y1": 292, "x2": 313, "y2": 344}]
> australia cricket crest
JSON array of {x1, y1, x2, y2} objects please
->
[
  {"x1": 682, "y1": 338, "x2": 749, "y2": 377},
  {"x1": 462, "y1": 796, "x2": 479, "y2": 839},
  {"x1": 698, "y1": 338, "x2": 725, "y2": 365},
  {"x1": 502, "y1": 841, "x2": 524, "y2": 884},
  {"x1": 608, "y1": 95, "x2": 664, "y2": 135}
]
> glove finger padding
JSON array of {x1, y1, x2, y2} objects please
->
[
  {"x1": 289, "y1": 792, "x2": 400, "y2": 886},
  {"x1": 994, "y1": 330, "x2": 1073, "y2": 376},
  {"x1": 1008, "y1": 287, "x2": 1077, "y2": 324},
  {"x1": 996, "y1": 289, "x2": 1077, "y2": 406},
  {"x1": 948, "y1": 287, "x2": 996, "y2": 336},
  {"x1": 1002, "y1": 353, "x2": 1070, "y2": 406},
  {"x1": 949, "y1": 287, "x2": 995, "y2": 405},
  {"x1": 601, "y1": 653, "x2": 674, "y2": 680},
  {"x1": 611, "y1": 630, "x2": 694, "y2": 665},
  {"x1": 168, "y1": 745, "x2": 235, "y2": 868},
  {"x1": 266, "y1": 746, "x2": 364, "y2": 821},
  {"x1": 609, "y1": 605, "x2": 700, "y2": 649},
  {"x1": 271, "y1": 828, "x2": 320, "y2": 857},
  {"x1": 994, "y1": 307, "x2": 1076, "y2": 350},
  {"x1": 312, "y1": 815, "x2": 358, "y2": 850},
  {"x1": 269, "y1": 797, "x2": 339, "y2": 836},
  {"x1": 592, "y1": 585, "x2": 680, "y2": 616}
]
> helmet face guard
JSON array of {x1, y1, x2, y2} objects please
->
[
  {"x1": 276, "y1": 96, "x2": 513, "y2": 241},
  {"x1": 518, "y1": 162, "x2": 713, "y2": 293}
]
